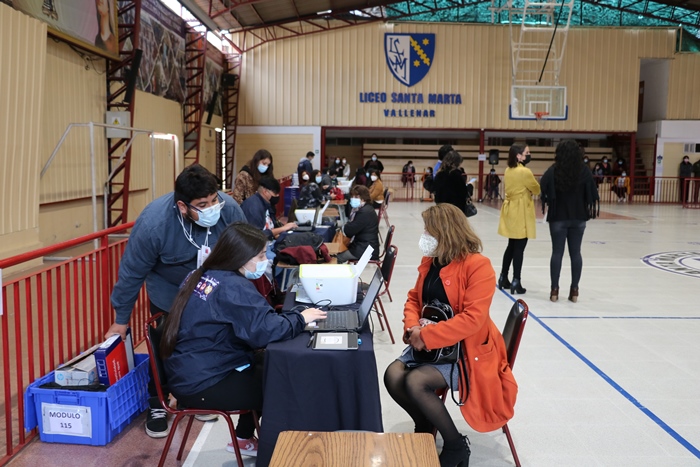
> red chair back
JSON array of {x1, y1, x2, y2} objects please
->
[
  {"x1": 380, "y1": 245, "x2": 397, "y2": 289},
  {"x1": 144, "y1": 313, "x2": 173, "y2": 413},
  {"x1": 501, "y1": 299, "x2": 529, "y2": 370}
]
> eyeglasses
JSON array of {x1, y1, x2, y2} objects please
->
[{"x1": 187, "y1": 194, "x2": 224, "y2": 213}]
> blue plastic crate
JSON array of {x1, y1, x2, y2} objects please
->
[{"x1": 24, "y1": 353, "x2": 149, "y2": 446}]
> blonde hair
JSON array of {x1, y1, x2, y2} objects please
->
[{"x1": 422, "y1": 204, "x2": 482, "y2": 264}]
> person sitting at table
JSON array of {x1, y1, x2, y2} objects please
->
[
  {"x1": 384, "y1": 203, "x2": 517, "y2": 467},
  {"x1": 297, "y1": 169, "x2": 326, "y2": 209},
  {"x1": 352, "y1": 167, "x2": 367, "y2": 188},
  {"x1": 241, "y1": 176, "x2": 296, "y2": 241},
  {"x1": 336, "y1": 186, "x2": 380, "y2": 264},
  {"x1": 368, "y1": 169, "x2": 385, "y2": 209},
  {"x1": 160, "y1": 222, "x2": 326, "y2": 458}
]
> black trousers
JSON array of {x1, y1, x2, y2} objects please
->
[{"x1": 501, "y1": 238, "x2": 529, "y2": 280}]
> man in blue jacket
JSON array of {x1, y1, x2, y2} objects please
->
[
  {"x1": 241, "y1": 176, "x2": 296, "y2": 242},
  {"x1": 105, "y1": 163, "x2": 246, "y2": 438}
]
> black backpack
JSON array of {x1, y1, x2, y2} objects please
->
[{"x1": 273, "y1": 232, "x2": 323, "y2": 254}]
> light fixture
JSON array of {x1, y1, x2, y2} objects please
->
[{"x1": 316, "y1": 9, "x2": 332, "y2": 15}]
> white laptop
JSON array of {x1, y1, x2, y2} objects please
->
[{"x1": 294, "y1": 200, "x2": 331, "y2": 226}]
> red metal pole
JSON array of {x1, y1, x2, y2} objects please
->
[
  {"x1": 13, "y1": 283, "x2": 24, "y2": 445},
  {"x1": 478, "y1": 129, "x2": 485, "y2": 201},
  {"x1": 2, "y1": 289, "x2": 12, "y2": 457},
  {"x1": 36, "y1": 274, "x2": 46, "y2": 378}
]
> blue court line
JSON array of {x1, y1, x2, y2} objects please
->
[{"x1": 498, "y1": 289, "x2": 700, "y2": 459}]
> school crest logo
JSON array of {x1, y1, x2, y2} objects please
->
[
  {"x1": 384, "y1": 33, "x2": 435, "y2": 87},
  {"x1": 642, "y1": 251, "x2": 700, "y2": 279}
]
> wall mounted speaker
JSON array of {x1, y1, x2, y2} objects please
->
[
  {"x1": 124, "y1": 49, "x2": 143, "y2": 104},
  {"x1": 222, "y1": 73, "x2": 237, "y2": 87},
  {"x1": 488, "y1": 149, "x2": 499, "y2": 165}
]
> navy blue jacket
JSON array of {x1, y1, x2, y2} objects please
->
[
  {"x1": 241, "y1": 192, "x2": 274, "y2": 239},
  {"x1": 163, "y1": 270, "x2": 306, "y2": 396},
  {"x1": 110, "y1": 191, "x2": 246, "y2": 324}
]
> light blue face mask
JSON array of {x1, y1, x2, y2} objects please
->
[
  {"x1": 365, "y1": 172, "x2": 370, "y2": 178},
  {"x1": 349, "y1": 198, "x2": 361, "y2": 209},
  {"x1": 191, "y1": 201, "x2": 224, "y2": 228},
  {"x1": 315, "y1": 176, "x2": 322, "y2": 183},
  {"x1": 244, "y1": 259, "x2": 268, "y2": 280},
  {"x1": 258, "y1": 163, "x2": 269, "y2": 173}
]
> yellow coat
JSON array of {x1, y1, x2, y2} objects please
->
[{"x1": 498, "y1": 165, "x2": 541, "y2": 239}]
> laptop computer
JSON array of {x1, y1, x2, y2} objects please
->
[
  {"x1": 305, "y1": 267, "x2": 383, "y2": 332},
  {"x1": 292, "y1": 200, "x2": 330, "y2": 232}
]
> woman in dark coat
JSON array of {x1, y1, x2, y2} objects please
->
[
  {"x1": 336, "y1": 185, "x2": 380, "y2": 263},
  {"x1": 433, "y1": 151, "x2": 470, "y2": 213}
]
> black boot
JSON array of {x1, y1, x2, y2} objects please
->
[
  {"x1": 439, "y1": 435, "x2": 470, "y2": 467},
  {"x1": 510, "y1": 278, "x2": 526, "y2": 294},
  {"x1": 497, "y1": 274, "x2": 511, "y2": 290}
]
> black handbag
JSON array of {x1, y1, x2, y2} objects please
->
[
  {"x1": 464, "y1": 199, "x2": 477, "y2": 218},
  {"x1": 409, "y1": 301, "x2": 461, "y2": 365}
]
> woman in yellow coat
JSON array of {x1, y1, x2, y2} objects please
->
[{"x1": 498, "y1": 144, "x2": 540, "y2": 294}]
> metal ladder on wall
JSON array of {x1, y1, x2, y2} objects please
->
[
  {"x1": 105, "y1": 0, "x2": 141, "y2": 226},
  {"x1": 221, "y1": 50, "x2": 242, "y2": 189},
  {"x1": 183, "y1": 24, "x2": 208, "y2": 166}
]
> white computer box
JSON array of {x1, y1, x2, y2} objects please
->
[{"x1": 299, "y1": 246, "x2": 373, "y2": 306}]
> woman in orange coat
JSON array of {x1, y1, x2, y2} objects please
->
[{"x1": 384, "y1": 203, "x2": 517, "y2": 467}]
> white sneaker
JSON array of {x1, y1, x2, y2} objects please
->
[
  {"x1": 226, "y1": 436, "x2": 258, "y2": 457},
  {"x1": 194, "y1": 413, "x2": 218, "y2": 422}
]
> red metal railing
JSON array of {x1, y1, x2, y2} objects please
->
[{"x1": 0, "y1": 222, "x2": 149, "y2": 465}]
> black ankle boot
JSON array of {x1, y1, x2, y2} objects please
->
[
  {"x1": 497, "y1": 274, "x2": 511, "y2": 290},
  {"x1": 510, "y1": 278, "x2": 526, "y2": 294},
  {"x1": 439, "y1": 435, "x2": 470, "y2": 467}
]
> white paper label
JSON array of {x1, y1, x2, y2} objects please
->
[{"x1": 42, "y1": 403, "x2": 92, "y2": 438}]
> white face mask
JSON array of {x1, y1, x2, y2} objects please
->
[
  {"x1": 191, "y1": 201, "x2": 224, "y2": 228},
  {"x1": 418, "y1": 233, "x2": 438, "y2": 257},
  {"x1": 342, "y1": 159, "x2": 347, "y2": 164},
  {"x1": 335, "y1": 159, "x2": 340, "y2": 164},
  {"x1": 372, "y1": 156, "x2": 377, "y2": 161},
  {"x1": 370, "y1": 175, "x2": 378, "y2": 182}
]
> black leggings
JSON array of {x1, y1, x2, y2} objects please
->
[
  {"x1": 501, "y1": 238, "x2": 529, "y2": 280},
  {"x1": 384, "y1": 361, "x2": 461, "y2": 442},
  {"x1": 174, "y1": 352, "x2": 265, "y2": 439}
]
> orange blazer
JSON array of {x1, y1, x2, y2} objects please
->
[{"x1": 403, "y1": 254, "x2": 518, "y2": 432}]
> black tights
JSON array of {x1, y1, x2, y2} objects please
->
[
  {"x1": 384, "y1": 361, "x2": 461, "y2": 442},
  {"x1": 501, "y1": 238, "x2": 528, "y2": 280}
]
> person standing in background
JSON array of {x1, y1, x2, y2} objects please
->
[
  {"x1": 497, "y1": 144, "x2": 540, "y2": 295},
  {"x1": 540, "y1": 140, "x2": 599, "y2": 303},
  {"x1": 401, "y1": 160, "x2": 416, "y2": 188},
  {"x1": 341, "y1": 158, "x2": 351, "y2": 178},
  {"x1": 692, "y1": 158, "x2": 700, "y2": 203},
  {"x1": 364, "y1": 153, "x2": 384, "y2": 172},
  {"x1": 434, "y1": 144, "x2": 453, "y2": 174},
  {"x1": 297, "y1": 151, "x2": 315, "y2": 181},
  {"x1": 434, "y1": 151, "x2": 470, "y2": 214},
  {"x1": 106, "y1": 164, "x2": 247, "y2": 439},
  {"x1": 679, "y1": 155, "x2": 693, "y2": 203},
  {"x1": 232, "y1": 149, "x2": 274, "y2": 205}
]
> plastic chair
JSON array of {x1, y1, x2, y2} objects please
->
[
  {"x1": 144, "y1": 313, "x2": 260, "y2": 467},
  {"x1": 433, "y1": 299, "x2": 528, "y2": 467},
  {"x1": 373, "y1": 245, "x2": 398, "y2": 343}
]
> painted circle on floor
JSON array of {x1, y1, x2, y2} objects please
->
[{"x1": 641, "y1": 251, "x2": 700, "y2": 279}]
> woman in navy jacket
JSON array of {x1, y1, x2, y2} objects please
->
[{"x1": 160, "y1": 222, "x2": 326, "y2": 456}]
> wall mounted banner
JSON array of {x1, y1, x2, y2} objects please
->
[
  {"x1": 384, "y1": 33, "x2": 435, "y2": 87},
  {"x1": 9, "y1": 0, "x2": 120, "y2": 59}
]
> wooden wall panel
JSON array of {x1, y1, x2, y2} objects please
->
[
  {"x1": 238, "y1": 24, "x2": 676, "y2": 133},
  {"x1": 0, "y1": 4, "x2": 46, "y2": 255},
  {"x1": 667, "y1": 53, "x2": 700, "y2": 120}
]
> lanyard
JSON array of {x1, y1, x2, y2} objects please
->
[{"x1": 176, "y1": 208, "x2": 210, "y2": 250}]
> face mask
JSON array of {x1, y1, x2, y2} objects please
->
[
  {"x1": 370, "y1": 175, "x2": 378, "y2": 182},
  {"x1": 335, "y1": 159, "x2": 340, "y2": 164},
  {"x1": 372, "y1": 156, "x2": 377, "y2": 161},
  {"x1": 418, "y1": 233, "x2": 438, "y2": 257},
  {"x1": 684, "y1": 159, "x2": 689, "y2": 163},
  {"x1": 244, "y1": 259, "x2": 268, "y2": 280},
  {"x1": 192, "y1": 202, "x2": 223, "y2": 228},
  {"x1": 365, "y1": 172, "x2": 370, "y2": 178},
  {"x1": 522, "y1": 154, "x2": 531, "y2": 165},
  {"x1": 270, "y1": 195, "x2": 280, "y2": 206},
  {"x1": 583, "y1": 158, "x2": 589, "y2": 163},
  {"x1": 302, "y1": 174, "x2": 309, "y2": 181},
  {"x1": 618, "y1": 160, "x2": 623, "y2": 165},
  {"x1": 490, "y1": 171, "x2": 495, "y2": 175},
  {"x1": 342, "y1": 159, "x2": 347, "y2": 164},
  {"x1": 258, "y1": 163, "x2": 269, "y2": 173},
  {"x1": 349, "y1": 198, "x2": 361, "y2": 209},
  {"x1": 603, "y1": 159, "x2": 608, "y2": 163},
  {"x1": 315, "y1": 176, "x2": 322, "y2": 183}
]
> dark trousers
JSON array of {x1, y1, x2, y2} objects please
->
[
  {"x1": 501, "y1": 238, "x2": 528, "y2": 280},
  {"x1": 549, "y1": 220, "x2": 586, "y2": 289},
  {"x1": 679, "y1": 178, "x2": 689, "y2": 203},
  {"x1": 175, "y1": 352, "x2": 265, "y2": 439}
]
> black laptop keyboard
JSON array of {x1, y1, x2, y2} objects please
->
[{"x1": 317, "y1": 311, "x2": 352, "y2": 329}]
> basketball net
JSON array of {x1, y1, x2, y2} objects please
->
[{"x1": 534, "y1": 111, "x2": 549, "y2": 128}]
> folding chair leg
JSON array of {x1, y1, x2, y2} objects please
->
[
  {"x1": 373, "y1": 301, "x2": 385, "y2": 331},
  {"x1": 377, "y1": 298, "x2": 395, "y2": 344},
  {"x1": 223, "y1": 412, "x2": 245, "y2": 467},
  {"x1": 159, "y1": 413, "x2": 184, "y2": 467},
  {"x1": 177, "y1": 415, "x2": 196, "y2": 460},
  {"x1": 385, "y1": 287, "x2": 393, "y2": 302},
  {"x1": 503, "y1": 423, "x2": 521, "y2": 467}
]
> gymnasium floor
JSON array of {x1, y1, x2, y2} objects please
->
[{"x1": 10, "y1": 200, "x2": 700, "y2": 466}]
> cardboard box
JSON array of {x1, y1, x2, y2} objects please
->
[{"x1": 54, "y1": 345, "x2": 99, "y2": 387}]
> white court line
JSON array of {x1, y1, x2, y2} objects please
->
[{"x1": 181, "y1": 419, "x2": 216, "y2": 467}]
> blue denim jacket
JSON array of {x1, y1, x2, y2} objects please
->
[{"x1": 110, "y1": 191, "x2": 246, "y2": 324}]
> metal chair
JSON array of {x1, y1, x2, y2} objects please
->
[
  {"x1": 144, "y1": 313, "x2": 260, "y2": 467},
  {"x1": 377, "y1": 189, "x2": 392, "y2": 228},
  {"x1": 373, "y1": 245, "x2": 398, "y2": 343},
  {"x1": 434, "y1": 299, "x2": 529, "y2": 467},
  {"x1": 350, "y1": 225, "x2": 394, "y2": 267}
]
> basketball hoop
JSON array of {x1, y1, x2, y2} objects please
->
[{"x1": 534, "y1": 111, "x2": 549, "y2": 126}]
